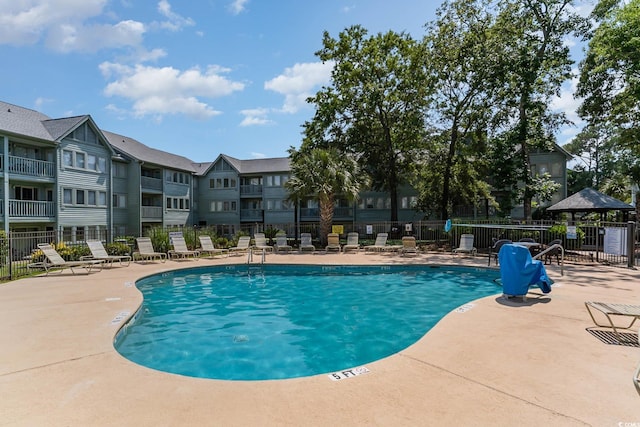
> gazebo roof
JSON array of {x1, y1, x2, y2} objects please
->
[{"x1": 547, "y1": 187, "x2": 635, "y2": 213}]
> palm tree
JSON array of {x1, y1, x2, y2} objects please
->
[{"x1": 285, "y1": 146, "x2": 368, "y2": 247}]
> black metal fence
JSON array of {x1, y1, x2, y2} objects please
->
[{"x1": 1, "y1": 219, "x2": 637, "y2": 282}]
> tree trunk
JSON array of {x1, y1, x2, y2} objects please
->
[
  {"x1": 441, "y1": 123, "x2": 458, "y2": 220},
  {"x1": 319, "y1": 194, "x2": 334, "y2": 247}
]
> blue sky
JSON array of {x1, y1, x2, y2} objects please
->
[{"x1": 0, "y1": 0, "x2": 590, "y2": 163}]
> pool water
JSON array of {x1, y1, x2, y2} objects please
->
[{"x1": 115, "y1": 264, "x2": 500, "y2": 381}]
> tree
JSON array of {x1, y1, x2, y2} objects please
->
[
  {"x1": 563, "y1": 123, "x2": 617, "y2": 189},
  {"x1": 419, "y1": 0, "x2": 497, "y2": 219},
  {"x1": 305, "y1": 26, "x2": 431, "y2": 221},
  {"x1": 285, "y1": 146, "x2": 368, "y2": 246},
  {"x1": 488, "y1": 0, "x2": 587, "y2": 219}
]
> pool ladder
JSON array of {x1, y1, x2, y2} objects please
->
[{"x1": 246, "y1": 248, "x2": 266, "y2": 265}]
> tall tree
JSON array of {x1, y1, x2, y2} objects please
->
[
  {"x1": 305, "y1": 26, "x2": 431, "y2": 221},
  {"x1": 419, "y1": 0, "x2": 497, "y2": 219},
  {"x1": 577, "y1": 0, "x2": 640, "y2": 216},
  {"x1": 488, "y1": 0, "x2": 587, "y2": 219},
  {"x1": 285, "y1": 146, "x2": 367, "y2": 246}
]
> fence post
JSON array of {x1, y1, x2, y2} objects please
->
[{"x1": 628, "y1": 221, "x2": 636, "y2": 269}]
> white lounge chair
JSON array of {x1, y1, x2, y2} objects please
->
[
  {"x1": 364, "y1": 233, "x2": 389, "y2": 252},
  {"x1": 453, "y1": 234, "x2": 477, "y2": 256},
  {"x1": 274, "y1": 234, "x2": 292, "y2": 254},
  {"x1": 198, "y1": 235, "x2": 229, "y2": 258},
  {"x1": 342, "y1": 232, "x2": 360, "y2": 253},
  {"x1": 299, "y1": 233, "x2": 315, "y2": 253},
  {"x1": 585, "y1": 301, "x2": 640, "y2": 344},
  {"x1": 84, "y1": 239, "x2": 131, "y2": 267},
  {"x1": 134, "y1": 237, "x2": 167, "y2": 262},
  {"x1": 168, "y1": 234, "x2": 199, "y2": 260},
  {"x1": 253, "y1": 233, "x2": 273, "y2": 253},
  {"x1": 229, "y1": 236, "x2": 251, "y2": 256},
  {"x1": 325, "y1": 233, "x2": 341, "y2": 253},
  {"x1": 29, "y1": 243, "x2": 104, "y2": 275}
]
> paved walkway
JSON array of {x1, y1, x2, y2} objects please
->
[{"x1": 1, "y1": 251, "x2": 639, "y2": 426}]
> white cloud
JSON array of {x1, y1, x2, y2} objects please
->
[
  {"x1": 239, "y1": 108, "x2": 273, "y2": 127},
  {"x1": 34, "y1": 97, "x2": 53, "y2": 110},
  {"x1": 228, "y1": 0, "x2": 249, "y2": 15},
  {"x1": 47, "y1": 19, "x2": 146, "y2": 53},
  {"x1": 154, "y1": 0, "x2": 195, "y2": 31},
  {"x1": 265, "y1": 61, "x2": 334, "y2": 113},
  {"x1": 250, "y1": 152, "x2": 266, "y2": 159},
  {"x1": 100, "y1": 62, "x2": 245, "y2": 120}
]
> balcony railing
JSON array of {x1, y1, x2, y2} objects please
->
[
  {"x1": 141, "y1": 176, "x2": 163, "y2": 191},
  {"x1": 300, "y1": 207, "x2": 353, "y2": 220},
  {"x1": 240, "y1": 209, "x2": 264, "y2": 222},
  {"x1": 141, "y1": 206, "x2": 163, "y2": 219},
  {"x1": 0, "y1": 156, "x2": 56, "y2": 179},
  {"x1": 240, "y1": 184, "x2": 263, "y2": 196},
  {"x1": 0, "y1": 200, "x2": 56, "y2": 218}
]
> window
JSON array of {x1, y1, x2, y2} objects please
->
[
  {"x1": 113, "y1": 194, "x2": 127, "y2": 208},
  {"x1": 63, "y1": 189, "x2": 72, "y2": 204},
  {"x1": 210, "y1": 177, "x2": 237, "y2": 189},
  {"x1": 76, "y1": 190, "x2": 85, "y2": 205},
  {"x1": 88, "y1": 191, "x2": 96, "y2": 206},
  {"x1": 113, "y1": 163, "x2": 127, "y2": 178},
  {"x1": 87, "y1": 154, "x2": 96, "y2": 171},
  {"x1": 76, "y1": 153, "x2": 85, "y2": 169},
  {"x1": 97, "y1": 157, "x2": 106, "y2": 173},
  {"x1": 401, "y1": 196, "x2": 417, "y2": 209},
  {"x1": 98, "y1": 192, "x2": 106, "y2": 206},
  {"x1": 63, "y1": 150, "x2": 73, "y2": 167},
  {"x1": 210, "y1": 201, "x2": 237, "y2": 212}
]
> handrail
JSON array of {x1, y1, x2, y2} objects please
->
[{"x1": 533, "y1": 244, "x2": 564, "y2": 276}]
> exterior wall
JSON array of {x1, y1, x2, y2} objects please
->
[
  {"x1": 56, "y1": 127, "x2": 111, "y2": 241},
  {"x1": 163, "y1": 168, "x2": 193, "y2": 227},
  {"x1": 197, "y1": 158, "x2": 241, "y2": 229}
]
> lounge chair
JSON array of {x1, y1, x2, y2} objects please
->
[
  {"x1": 585, "y1": 301, "x2": 640, "y2": 344},
  {"x1": 198, "y1": 235, "x2": 229, "y2": 258},
  {"x1": 399, "y1": 236, "x2": 418, "y2": 256},
  {"x1": 325, "y1": 233, "x2": 341, "y2": 253},
  {"x1": 453, "y1": 234, "x2": 477, "y2": 256},
  {"x1": 342, "y1": 232, "x2": 360, "y2": 253},
  {"x1": 134, "y1": 237, "x2": 167, "y2": 262},
  {"x1": 542, "y1": 239, "x2": 563, "y2": 265},
  {"x1": 168, "y1": 234, "x2": 200, "y2": 260},
  {"x1": 364, "y1": 233, "x2": 389, "y2": 252},
  {"x1": 29, "y1": 243, "x2": 104, "y2": 275},
  {"x1": 274, "y1": 234, "x2": 292, "y2": 254},
  {"x1": 635, "y1": 330, "x2": 640, "y2": 396},
  {"x1": 299, "y1": 233, "x2": 315, "y2": 253},
  {"x1": 253, "y1": 233, "x2": 273, "y2": 253},
  {"x1": 83, "y1": 239, "x2": 131, "y2": 267},
  {"x1": 229, "y1": 236, "x2": 251, "y2": 256},
  {"x1": 498, "y1": 243, "x2": 552, "y2": 300}
]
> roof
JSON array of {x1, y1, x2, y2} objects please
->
[
  {"x1": 42, "y1": 116, "x2": 89, "y2": 140},
  {"x1": 547, "y1": 187, "x2": 635, "y2": 212},
  {"x1": 207, "y1": 154, "x2": 290, "y2": 175},
  {"x1": 103, "y1": 130, "x2": 197, "y2": 172},
  {"x1": 0, "y1": 101, "x2": 56, "y2": 142}
]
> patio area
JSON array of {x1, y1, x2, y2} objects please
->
[{"x1": 0, "y1": 251, "x2": 638, "y2": 426}]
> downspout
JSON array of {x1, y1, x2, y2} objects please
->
[{"x1": 3, "y1": 135, "x2": 9, "y2": 235}]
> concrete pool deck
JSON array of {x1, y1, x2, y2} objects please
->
[{"x1": 0, "y1": 251, "x2": 638, "y2": 426}]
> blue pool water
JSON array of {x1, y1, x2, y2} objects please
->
[{"x1": 115, "y1": 264, "x2": 500, "y2": 381}]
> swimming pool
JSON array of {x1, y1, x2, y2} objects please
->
[{"x1": 115, "y1": 264, "x2": 501, "y2": 381}]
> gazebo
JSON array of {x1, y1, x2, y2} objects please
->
[{"x1": 546, "y1": 187, "x2": 635, "y2": 221}]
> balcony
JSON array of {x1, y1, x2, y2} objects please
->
[
  {"x1": 0, "y1": 199, "x2": 55, "y2": 219},
  {"x1": 0, "y1": 156, "x2": 55, "y2": 179},
  {"x1": 300, "y1": 207, "x2": 353, "y2": 221},
  {"x1": 141, "y1": 206, "x2": 163, "y2": 220},
  {"x1": 240, "y1": 184, "x2": 263, "y2": 197},
  {"x1": 240, "y1": 209, "x2": 264, "y2": 222},
  {"x1": 141, "y1": 176, "x2": 163, "y2": 192}
]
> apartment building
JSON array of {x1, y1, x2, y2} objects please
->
[{"x1": 0, "y1": 100, "x2": 570, "y2": 241}]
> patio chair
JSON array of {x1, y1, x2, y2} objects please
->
[
  {"x1": 299, "y1": 233, "x2": 316, "y2": 253},
  {"x1": 498, "y1": 243, "x2": 552, "y2": 300},
  {"x1": 325, "y1": 233, "x2": 341, "y2": 253},
  {"x1": 584, "y1": 301, "x2": 640, "y2": 344},
  {"x1": 342, "y1": 232, "x2": 361, "y2": 253},
  {"x1": 198, "y1": 235, "x2": 229, "y2": 258},
  {"x1": 29, "y1": 243, "x2": 104, "y2": 275},
  {"x1": 453, "y1": 234, "x2": 477, "y2": 256},
  {"x1": 134, "y1": 237, "x2": 167, "y2": 262},
  {"x1": 543, "y1": 239, "x2": 563, "y2": 265},
  {"x1": 489, "y1": 238, "x2": 512, "y2": 266},
  {"x1": 168, "y1": 234, "x2": 200, "y2": 260},
  {"x1": 253, "y1": 233, "x2": 273, "y2": 253},
  {"x1": 229, "y1": 236, "x2": 251, "y2": 256},
  {"x1": 635, "y1": 329, "x2": 640, "y2": 396},
  {"x1": 399, "y1": 236, "x2": 418, "y2": 256},
  {"x1": 83, "y1": 239, "x2": 131, "y2": 267},
  {"x1": 364, "y1": 233, "x2": 389, "y2": 252},
  {"x1": 274, "y1": 234, "x2": 293, "y2": 254}
]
